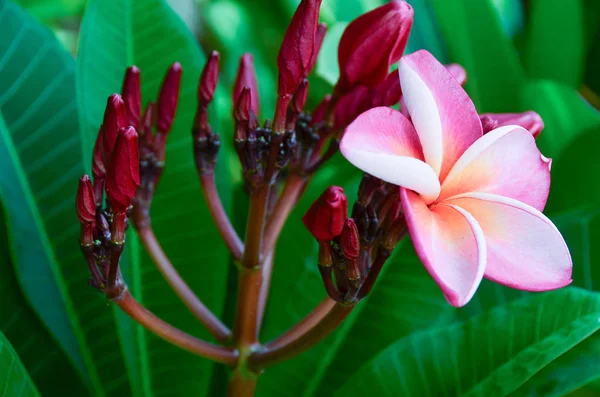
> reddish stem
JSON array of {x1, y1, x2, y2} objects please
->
[
  {"x1": 262, "y1": 173, "x2": 307, "y2": 258},
  {"x1": 113, "y1": 290, "x2": 237, "y2": 365},
  {"x1": 261, "y1": 297, "x2": 336, "y2": 352},
  {"x1": 248, "y1": 303, "x2": 353, "y2": 370},
  {"x1": 138, "y1": 226, "x2": 232, "y2": 342},
  {"x1": 199, "y1": 173, "x2": 244, "y2": 260},
  {"x1": 255, "y1": 252, "x2": 274, "y2": 334}
]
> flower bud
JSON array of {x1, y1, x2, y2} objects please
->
[
  {"x1": 277, "y1": 0, "x2": 323, "y2": 96},
  {"x1": 199, "y1": 51, "x2": 220, "y2": 104},
  {"x1": 337, "y1": 0, "x2": 413, "y2": 94},
  {"x1": 334, "y1": 85, "x2": 372, "y2": 128},
  {"x1": 102, "y1": 94, "x2": 127, "y2": 162},
  {"x1": 480, "y1": 111, "x2": 545, "y2": 138},
  {"x1": 340, "y1": 218, "x2": 360, "y2": 260},
  {"x1": 311, "y1": 94, "x2": 331, "y2": 125},
  {"x1": 139, "y1": 102, "x2": 155, "y2": 146},
  {"x1": 234, "y1": 87, "x2": 252, "y2": 125},
  {"x1": 92, "y1": 126, "x2": 106, "y2": 179},
  {"x1": 121, "y1": 66, "x2": 141, "y2": 128},
  {"x1": 106, "y1": 127, "x2": 140, "y2": 213},
  {"x1": 157, "y1": 62, "x2": 182, "y2": 134},
  {"x1": 371, "y1": 71, "x2": 401, "y2": 107},
  {"x1": 303, "y1": 186, "x2": 348, "y2": 241},
  {"x1": 291, "y1": 79, "x2": 309, "y2": 114},
  {"x1": 233, "y1": 54, "x2": 260, "y2": 116},
  {"x1": 76, "y1": 175, "x2": 96, "y2": 224},
  {"x1": 445, "y1": 63, "x2": 467, "y2": 86},
  {"x1": 308, "y1": 23, "x2": 327, "y2": 72}
]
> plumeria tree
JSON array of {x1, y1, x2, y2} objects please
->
[{"x1": 1, "y1": 0, "x2": 600, "y2": 396}]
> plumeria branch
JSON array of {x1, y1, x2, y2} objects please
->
[
  {"x1": 113, "y1": 289, "x2": 237, "y2": 365},
  {"x1": 198, "y1": 173, "x2": 244, "y2": 260},
  {"x1": 137, "y1": 225, "x2": 232, "y2": 342}
]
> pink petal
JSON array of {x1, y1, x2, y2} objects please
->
[
  {"x1": 446, "y1": 193, "x2": 572, "y2": 291},
  {"x1": 401, "y1": 188, "x2": 486, "y2": 307},
  {"x1": 439, "y1": 126, "x2": 551, "y2": 211},
  {"x1": 400, "y1": 50, "x2": 482, "y2": 180},
  {"x1": 341, "y1": 107, "x2": 440, "y2": 202}
]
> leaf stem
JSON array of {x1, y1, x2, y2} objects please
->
[
  {"x1": 199, "y1": 173, "x2": 244, "y2": 260},
  {"x1": 247, "y1": 302, "x2": 354, "y2": 370},
  {"x1": 137, "y1": 226, "x2": 232, "y2": 342},
  {"x1": 113, "y1": 290, "x2": 237, "y2": 365}
]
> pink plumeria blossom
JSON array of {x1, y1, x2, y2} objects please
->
[{"x1": 340, "y1": 50, "x2": 572, "y2": 307}]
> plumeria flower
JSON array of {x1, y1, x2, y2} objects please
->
[{"x1": 340, "y1": 50, "x2": 572, "y2": 307}]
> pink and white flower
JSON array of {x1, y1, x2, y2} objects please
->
[{"x1": 340, "y1": 50, "x2": 572, "y2": 307}]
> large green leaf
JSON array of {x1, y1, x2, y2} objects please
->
[
  {"x1": 0, "y1": 0, "x2": 113, "y2": 391},
  {"x1": 430, "y1": 0, "x2": 526, "y2": 112},
  {"x1": 0, "y1": 332, "x2": 39, "y2": 397},
  {"x1": 0, "y1": 201, "x2": 88, "y2": 395},
  {"x1": 336, "y1": 288, "x2": 600, "y2": 396},
  {"x1": 77, "y1": 0, "x2": 234, "y2": 395},
  {"x1": 522, "y1": 0, "x2": 585, "y2": 88},
  {"x1": 512, "y1": 332, "x2": 600, "y2": 397}
]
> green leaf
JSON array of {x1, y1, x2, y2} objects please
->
[
  {"x1": 0, "y1": 201, "x2": 89, "y2": 395},
  {"x1": 336, "y1": 288, "x2": 600, "y2": 396},
  {"x1": 512, "y1": 332, "x2": 600, "y2": 397},
  {"x1": 0, "y1": 332, "x2": 39, "y2": 397},
  {"x1": 523, "y1": 0, "x2": 585, "y2": 87},
  {"x1": 430, "y1": 0, "x2": 526, "y2": 112},
  {"x1": 77, "y1": 0, "x2": 233, "y2": 395},
  {"x1": 0, "y1": 0, "x2": 109, "y2": 391}
]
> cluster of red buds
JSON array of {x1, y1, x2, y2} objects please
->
[
  {"x1": 303, "y1": 175, "x2": 406, "y2": 304},
  {"x1": 74, "y1": 0, "x2": 420, "y2": 380},
  {"x1": 76, "y1": 64, "x2": 181, "y2": 298}
]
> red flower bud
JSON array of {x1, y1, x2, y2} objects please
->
[
  {"x1": 308, "y1": 23, "x2": 327, "y2": 72},
  {"x1": 233, "y1": 54, "x2": 260, "y2": 115},
  {"x1": 445, "y1": 63, "x2": 467, "y2": 86},
  {"x1": 121, "y1": 66, "x2": 141, "y2": 128},
  {"x1": 311, "y1": 94, "x2": 331, "y2": 125},
  {"x1": 291, "y1": 79, "x2": 309, "y2": 114},
  {"x1": 303, "y1": 186, "x2": 348, "y2": 241},
  {"x1": 92, "y1": 126, "x2": 106, "y2": 179},
  {"x1": 337, "y1": 0, "x2": 413, "y2": 94},
  {"x1": 76, "y1": 175, "x2": 96, "y2": 224},
  {"x1": 106, "y1": 127, "x2": 140, "y2": 213},
  {"x1": 199, "y1": 51, "x2": 220, "y2": 104},
  {"x1": 371, "y1": 71, "x2": 402, "y2": 107},
  {"x1": 102, "y1": 94, "x2": 127, "y2": 162},
  {"x1": 277, "y1": 0, "x2": 323, "y2": 96},
  {"x1": 334, "y1": 85, "x2": 372, "y2": 128},
  {"x1": 480, "y1": 111, "x2": 545, "y2": 138},
  {"x1": 157, "y1": 62, "x2": 182, "y2": 134},
  {"x1": 234, "y1": 87, "x2": 252, "y2": 125},
  {"x1": 140, "y1": 102, "x2": 155, "y2": 146},
  {"x1": 340, "y1": 218, "x2": 360, "y2": 260}
]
